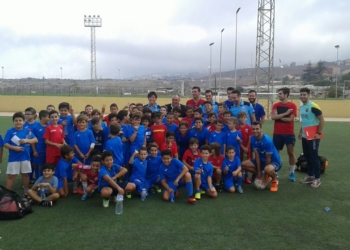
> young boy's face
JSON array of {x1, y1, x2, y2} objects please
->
[
  {"x1": 160, "y1": 108, "x2": 167, "y2": 116},
  {"x1": 166, "y1": 136, "x2": 175, "y2": 144},
  {"x1": 24, "y1": 112, "x2": 35, "y2": 122},
  {"x1": 132, "y1": 108, "x2": 138, "y2": 114},
  {"x1": 201, "y1": 150, "x2": 210, "y2": 161},
  {"x1": 139, "y1": 150, "x2": 148, "y2": 161},
  {"x1": 50, "y1": 113, "x2": 59, "y2": 125},
  {"x1": 150, "y1": 147, "x2": 158, "y2": 157},
  {"x1": 208, "y1": 115, "x2": 216, "y2": 124},
  {"x1": 92, "y1": 112, "x2": 100, "y2": 118},
  {"x1": 194, "y1": 120, "x2": 203, "y2": 130},
  {"x1": 218, "y1": 106, "x2": 225, "y2": 114},
  {"x1": 193, "y1": 112, "x2": 202, "y2": 119},
  {"x1": 110, "y1": 106, "x2": 118, "y2": 114},
  {"x1": 161, "y1": 154, "x2": 172, "y2": 166},
  {"x1": 92, "y1": 122, "x2": 101, "y2": 131},
  {"x1": 216, "y1": 123, "x2": 223, "y2": 131},
  {"x1": 239, "y1": 116, "x2": 247, "y2": 125},
  {"x1": 47, "y1": 106, "x2": 55, "y2": 112},
  {"x1": 91, "y1": 161, "x2": 101, "y2": 172},
  {"x1": 110, "y1": 117, "x2": 119, "y2": 125},
  {"x1": 227, "y1": 149, "x2": 235, "y2": 159},
  {"x1": 142, "y1": 119, "x2": 149, "y2": 128},
  {"x1": 186, "y1": 109, "x2": 193, "y2": 118},
  {"x1": 65, "y1": 151, "x2": 75, "y2": 161},
  {"x1": 179, "y1": 125, "x2": 187, "y2": 134},
  {"x1": 190, "y1": 143, "x2": 199, "y2": 152},
  {"x1": 137, "y1": 105, "x2": 143, "y2": 112},
  {"x1": 154, "y1": 117, "x2": 162, "y2": 125},
  {"x1": 41, "y1": 115, "x2": 50, "y2": 125},
  {"x1": 59, "y1": 108, "x2": 69, "y2": 118},
  {"x1": 205, "y1": 104, "x2": 212, "y2": 113},
  {"x1": 103, "y1": 156, "x2": 113, "y2": 168},
  {"x1": 132, "y1": 118, "x2": 141, "y2": 126},
  {"x1": 166, "y1": 115, "x2": 174, "y2": 125},
  {"x1": 174, "y1": 111, "x2": 180, "y2": 119},
  {"x1": 85, "y1": 106, "x2": 93, "y2": 115},
  {"x1": 224, "y1": 114, "x2": 231, "y2": 122},
  {"x1": 78, "y1": 120, "x2": 87, "y2": 130},
  {"x1": 144, "y1": 112, "x2": 152, "y2": 117},
  {"x1": 42, "y1": 168, "x2": 54, "y2": 178},
  {"x1": 227, "y1": 121, "x2": 236, "y2": 130}
]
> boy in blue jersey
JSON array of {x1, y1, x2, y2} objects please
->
[
  {"x1": 91, "y1": 117, "x2": 104, "y2": 153},
  {"x1": 189, "y1": 118, "x2": 210, "y2": 148},
  {"x1": 145, "y1": 143, "x2": 163, "y2": 194},
  {"x1": 242, "y1": 122, "x2": 282, "y2": 192},
  {"x1": 159, "y1": 149, "x2": 196, "y2": 203},
  {"x1": 129, "y1": 113, "x2": 146, "y2": 154},
  {"x1": 55, "y1": 145, "x2": 80, "y2": 197},
  {"x1": 102, "y1": 113, "x2": 119, "y2": 149},
  {"x1": 202, "y1": 101, "x2": 214, "y2": 119},
  {"x1": 190, "y1": 108, "x2": 208, "y2": 128},
  {"x1": 74, "y1": 115, "x2": 95, "y2": 165},
  {"x1": 125, "y1": 146, "x2": 148, "y2": 199},
  {"x1": 32, "y1": 110, "x2": 50, "y2": 180},
  {"x1": 193, "y1": 145, "x2": 218, "y2": 199},
  {"x1": 226, "y1": 117, "x2": 242, "y2": 157},
  {"x1": 209, "y1": 119, "x2": 226, "y2": 155},
  {"x1": 24, "y1": 107, "x2": 38, "y2": 183},
  {"x1": 98, "y1": 151, "x2": 127, "y2": 208},
  {"x1": 222, "y1": 146, "x2": 243, "y2": 193},
  {"x1": 4, "y1": 112, "x2": 38, "y2": 193},
  {"x1": 222, "y1": 111, "x2": 232, "y2": 133},
  {"x1": 105, "y1": 124, "x2": 124, "y2": 166},
  {"x1": 298, "y1": 87, "x2": 325, "y2": 188},
  {"x1": 175, "y1": 121, "x2": 190, "y2": 160},
  {"x1": 164, "y1": 112, "x2": 178, "y2": 133},
  {"x1": 58, "y1": 102, "x2": 76, "y2": 148},
  {"x1": 142, "y1": 115, "x2": 153, "y2": 145},
  {"x1": 27, "y1": 164, "x2": 59, "y2": 207}
]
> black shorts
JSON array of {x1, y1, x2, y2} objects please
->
[{"x1": 273, "y1": 134, "x2": 295, "y2": 151}]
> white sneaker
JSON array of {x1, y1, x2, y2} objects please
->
[{"x1": 311, "y1": 179, "x2": 321, "y2": 188}]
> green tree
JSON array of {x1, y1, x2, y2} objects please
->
[
  {"x1": 341, "y1": 72, "x2": 350, "y2": 82},
  {"x1": 327, "y1": 87, "x2": 343, "y2": 98},
  {"x1": 312, "y1": 80, "x2": 332, "y2": 86},
  {"x1": 302, "y1": 61, "x2": 326, "y2": 82}
]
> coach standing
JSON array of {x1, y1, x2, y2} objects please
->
[
  {"x1": 230, "y1": 89, "x2": 256, "y2": 125},
  {"x1": 165, "y1": 94, "x2": 186, "y2": 117},
  {"x1": 186, "y1": 86, "x2": 205, "y2": 109},
  {"x1": 299, "y1": 87, "x2": 324, "y2": 188}
]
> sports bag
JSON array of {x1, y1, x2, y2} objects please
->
[
  {"x1": 296, "y1": 154, "x2": 328, "y2": 174},
  {"x1": 0, "y1": 185, "x2": 32, "y2": 220}
]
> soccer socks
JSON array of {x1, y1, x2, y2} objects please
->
[
  {"x1": 82, "y1": 182, "x2": 87, "y2": 193},
  {"x1": 195, "y1": 189, "x2": 200, "y2": 194},
  {"x1": 186, "y1": 182, "x2": 193, "y2": 197},
  {"x1": 289, "y1": 165, "x2": 296, "y2": 174},
  {"x1": 236, "y1": 177, "x2": 243, "y2": 186}
]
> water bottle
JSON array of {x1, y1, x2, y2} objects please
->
[
  {"x1": 26, "y1": 129, "x2": 33, "y2": 145},
  {"x1": 40, "y1": 188, "x2": 46, "y2": 201},
  {"x1": 141, "y1": 188, "x2": 147, "y2": 201},
  {"x1": 170, "y1": 192, "x2": 175, "y2": 203},
  {"x1": 115, "y1": 195, "x2": 123, "y2": 215}
]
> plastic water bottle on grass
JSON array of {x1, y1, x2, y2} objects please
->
[
  {"x1": 141, "y1": 188, "x2": 147, "y2": 201},
  {"x1": 39, "y1": 188, "x2": 46, "y2": 201},
  {"x1": 115, "y1": 195, "x2": 123, "y2": 215}
]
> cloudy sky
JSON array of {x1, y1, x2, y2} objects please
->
[{"x1": 0, "y1": 0, "x2": 349, "y2": 79}]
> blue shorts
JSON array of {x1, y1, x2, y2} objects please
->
[
  {"x1": 273, "y1": 134, "x2": 295, "y2": 151},
  {"x1": 57, "y1": 179, "x2": 64, "y2": 190},
  {"x1": 98, "y1": 182, "x2": 127, "y2": 194},
  {"x1": 144, "y1": 175, "x2": 160, "y2": 189},
  {"x1": 250, "y1": 159, "x2": 282, "y2": 173},
  {"x1": 32, "y1": 153, "x2": 46, "y2": 166},
  {"x1": 129, "y1": 177, "x2": 144, "y2": 193},
  {"x1": 164, "y1": 179, "x2": 185, "y2": 192},
  {"x1": 201, "y1": 183, "x2": 214, "y2": 191},
  {"x1": 223, "y1": 177, "x2": 238, "y2": 190}
]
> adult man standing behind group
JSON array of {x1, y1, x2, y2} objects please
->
[
  {"x1": 229, "y1": 89, "x2": 255, "y2": 125},
  {"x1": 186, "y1": 86, "x2": 205, "y2": 109},
  {"x1": 165, "y1": 94, "x2": 187, "y2": 117},
  {"x1": 248, "y1": 90, "x2": 266, "y2": 125}
]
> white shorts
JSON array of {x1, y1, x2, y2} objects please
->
[{"x1": 6, "y1": 161, "x2": 32, "y2": 175}]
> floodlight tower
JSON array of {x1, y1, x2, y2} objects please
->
[
  {"x1": 84, "y1": 15, "x2": 102, "y2": 83},
  {"x1": 254, "y1": 0, "x2": 275, "y2": 116}
]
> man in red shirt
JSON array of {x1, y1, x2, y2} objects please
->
[
  {"x1": 186, "y1": 86, "x2": 205, "y2": 109},
  {"x1": 270, "y1": 87, "x2": 297, "y2": 182}
]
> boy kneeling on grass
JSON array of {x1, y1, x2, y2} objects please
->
[{"x1": 27, "y1": 164, "x2": 59, "y2": 207}]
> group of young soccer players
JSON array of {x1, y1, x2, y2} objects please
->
[{"x1": 0, "y1": 90, "x2": 290, "y2": 208}]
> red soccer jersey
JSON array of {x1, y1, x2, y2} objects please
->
[
  {"x1": 272, "y1": 101, "x2": 297, "y2": 135},
  {"x1": 218, "y1": 114, "x2": 225, "y2": 121},
  {"x1": 161, "y1": 142, "x2": 178, "y2": 158},
  {"x1": 84, "y1": 169, "x2": 99, "y2": 186},
  {"x1": 186, "y1": 99, "x2": 205, "y2": 109},
  {"x1": 150, "y1": 124, "x2": 167, "y2": 148},
  {"x1": 182, "y1": 149, "x2": 201, "y2": 167},
  {"x1": 206, "y1": 124, "x2": 216, "y2": 133},
  {"x1": 208, "y1": 154, "x2": 224, "y2": 169},
  {"x1": 173, "y1": 118, "x2": 181, "y2": 125},
  {"x1": 236, "y1": 124, "x2": 252, "y2": 147},
  {"x1": 43, "y1": 124, "x2": 65, "y2": 157},
  {"x1": 181, "y1": 117, "x2": 194, "y2": 128},
  {"x1": 103, "y1": 115, "x2": 110, "y2": 126}
]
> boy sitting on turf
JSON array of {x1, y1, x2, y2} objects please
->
[
  {"x1": 98, "y1": 150, "x2": 127, "y2": 208},
  {"x1": 222, "y1": 146, "x2": 243, "y2": 194},
  {"x1": 27, "y1": 163, "x2": 59, "y2": 207},
  {"x1": 208, "y1": 142, "x2": 224, "y2": 191},
  {"x1": 159, "y1": 149, "x2": 196, "y2": 203},
  {"x1": 194, "y1": 145, "x2": 218, "y2": 200},
  {"x1": 145, "y1": 143, "x2": 163, "y2": 194},
  {"x1": 78, "y1": 155, "x2": 101, "y2": 201}
]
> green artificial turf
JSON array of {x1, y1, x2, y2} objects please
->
[{"x1": 0, "y1": 117, "x2": 349, "y2": 250}]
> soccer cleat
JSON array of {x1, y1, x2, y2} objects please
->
[
  {"x1": 237, "y1": 186, "x2": 244, "y2": 194},
  {"x1": 200, "y1": 189, "x2": 205, "y2": 194},
  {"x1": 175, "y1": 191, "x2": 179, "y2": 197},
  {"x1": 155, "y1": 186, "x2": 162, "y2": 193},
  {"x1": 41, "y1": 201, "x2": 53, "y2": 207},
  {"x1": 187, "y1": 197, "x2": 196, "y2": 203},
  {"x1": 215, "y1": 184, "x2": 222, "y2": 193},
  {"x1": 260, "y1": 177, "x2": 272, "y2": 190},
  {"x1": 76, "y1": 189, "x2": 84, "y2": 195},
  {"x1": 81, "y1": 193, "x2": 88, "y2": 201},
  {"x1": 125, "y1": 193, "x2": 132, "y2": 199},
  {"x1": 311, "y1": 179, "x2": 321, "y2": 188},
  {"x1": 194, "y1": 192, "x2": 201, "y2": 200},
  {"x1": 245, "y1": 177, "x2": 252, "y2": 184},
  {"x1": 270, "y1": 180, "x2": 279, "y2": 192},
  {"x1": 300, "y1": 176, "x2": 315, "y2": 184},
  {"x1": 102, "y1": 199, "x2": 110, "y2": 208},
  {"x1": 289, "y1": 172, "x2": 296, "y2": 182}
]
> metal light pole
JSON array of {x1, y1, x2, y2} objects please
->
[
  {"x1": 209, "y1": 42, "x2": 214, "y2": 89},
  {"x1": 118, "y1": 68, "x2": 120, "y2": 80},
  {"x1": 1, "y1": 66, "x2": 3, "y2": 79},
  {"x1": 60, "y1": 67, "x2": 62, "y2": 79},
  {"x1": 219, "y1": 28, "x2": 224, "y2": 90},
  {"x1": 335, "y1": 45, "x2": 339, "y2": 98},
  {"x1": 280, "y1": 66, "x2": 283, "y2": 84},
  {"x1": 234, "y1": 7, "x2": 241, "y2": 89}
]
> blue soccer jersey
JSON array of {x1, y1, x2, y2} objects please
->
[
  {"x1": 209, "y1": 131, "x2": 226, "y2": 154},
  {"x1": 229, "y1": 100, "x2": 255, "y2": 125},
  {"x1": 54, "y1": 157, "x2": 79, "y2": 183},
  {"x1": 159, "y1": 158, "x2": 184, "y2": 182},
  {"x1": 193, "y1": 158, "x2": 213, "y2": 186},
  {"x1": 175, "y1": 130, "x2": 190, "y2": 160},
  {"x1": 130, "y1": 158, "x2": 147, "y2": 183},
  {"x1": 4, "y1": 127, "x2": 34, "y2": 162},
  {"x1": 222, "y1": 156, "x2": 241, "y2": 178},
  {"x1": 189, "y1": 127, "x2": 210, "y2": 148},
  {"x1": 145, "y1": 127, "x2": 153, "y2": 144},
  {"x1": 252, "y1": 103, "x2": 266, "y2": 122},
  {"x1": 102, "y1": 126, "x2": 110, "y2": 150},
  {"x1": 201, "y1": 101, "x2": 218, "y2": 114},
  {"x1": 98, "y1": 164, "x2": 122, "y2": 191},
  {"x1": 92, "y1": 129, "x2": 104, "y2": 153},
  {"x1": 58, "y1": 115, "x2": 75, "y2": 147},
  {"x1": 190, "y1": 119, "x2": 208, "y2": 129},
  {"x1": 0, "y1": 134, "x2": 3, "y2": 148},
  {"x1": 24, "y1": 121, "x2": 38, "y2": 131},
  {"x1": 226, "y1": 130, "x2": 242, "y2": 156},
  {"x1": 146, "y1": 155, "x2": 162, "y2": 180},
  {"x1": 120, "y1": 123, "x2": 131, "y2": 165},
  {"x1": 74, "y1": 129, "x2": 95, "y2": 163},
  {"x1": 250, "y1": 134, "x2": 281, "y2": 165},
  {"x1": 130, "y1": 125, "x2": 146, "y2": 153},
  {"x1": 106, "y1": 136, "x2": 124, "y2": 166},
  {"x1": 32, "y1": 123, "x2": 46, "y2": 154},
  {"x1": 164, "y1": 123, "x2": 178, "y2": 133}
]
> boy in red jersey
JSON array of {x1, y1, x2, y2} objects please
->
[
  {"x1": 78, "y1": 155, "x2": 101, "y2": 201},
  {"x1": 182, "y1": 138, "x2": 201, "y2": 176},
  {"x1": 181, "y1": 106, "x2": 194, "y2": 128},
  {"x1": 160, "y1": 131, "x2": 178, "y2": 159},
  {"x1": 237, "y1": 112, "x2": 252, "y2": 184},
  {"x1": 44, "y1": 110, "x2": 66, "y2": 166},
  {"x1": 172, "y1": 107, "x2": 182, "y2": 125},
  {"x1": 217, "y1": 103, "x2": 226, "y2": 121},
  {"x1": 150, "y1": 112, "x2": 167, "y2": 148},
  {"x1": 205, "y1": 113, "x2": 217, "y2": 132},
  {"x1": 103, "y1": 103, "x2": 118, "y2": 126}
]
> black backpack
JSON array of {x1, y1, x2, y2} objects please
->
[
  {"x1": 296, "y1": 154, "x2": 328, "y2": 174},
  {"x1": 0, "y1": 185, "x2": 32, "y2": 220}
]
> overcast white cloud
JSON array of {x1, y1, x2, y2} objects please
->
[{"x1": 0, "y1": 0, "x2": 349, "y2": 79}]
